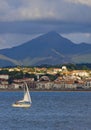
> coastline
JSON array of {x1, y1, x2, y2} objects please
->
[{"x1": 0, "y1": 88, "x2": 91, "y2": 92}]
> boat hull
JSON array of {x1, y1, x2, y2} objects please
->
[{"x1": 12, "y1": 103, "x2": 31, "y2": 108}]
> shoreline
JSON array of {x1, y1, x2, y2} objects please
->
[{"x1": 0, "y1": 88, "x2": 91, "y2": 92}]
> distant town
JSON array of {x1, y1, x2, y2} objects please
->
[{"x1": 0, "y1": 64, "x2": 91, "y2": 91}]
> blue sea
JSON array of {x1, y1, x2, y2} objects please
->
[{"x1": 0, "y1": 91, "x2": 91, "y2": 130}]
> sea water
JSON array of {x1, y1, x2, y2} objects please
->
[{"x1": 0, "y1": 91, "x2": 91, "y2": 130}]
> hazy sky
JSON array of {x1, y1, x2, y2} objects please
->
[{"x1": 0, "y1": 0, "x2": 91, "y2": 49}]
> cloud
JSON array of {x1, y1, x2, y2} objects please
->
[
  {"x1": 0, "y1": 0, "x2": 58, "y2": 21},
  {"x1": 0, "y1": 20, "x2": 90, "y2": 35},
  {"x1": 0, "y1": 0, "x2": 90, "y2": 23},
  {"x1": 62, "y1": 33, "x2": 91, "y2": 43},
  {"x1": 0, "y1": 0, "x2": 90, "y2": 33},
  {"x1": 67, "y1": 0, "x2": 91, "y2": 7},
  {"x1": 0, "y1": 0, "x2": 91, "y2": 49}
]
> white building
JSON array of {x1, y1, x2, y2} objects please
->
[{"x1": 0, "y1": 74, "x2": 9, "y2": 80}]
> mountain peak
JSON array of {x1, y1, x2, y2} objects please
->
[{"x1": 0, "y1": 31, "x2": 91, "y2": 66}]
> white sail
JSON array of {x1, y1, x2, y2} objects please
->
[
  {"x1": 23, "y1": 91, "x2": 32, "y2": 103},
  {"x1": 23, "y1": 82, "x2": 32, "y2": 103}
]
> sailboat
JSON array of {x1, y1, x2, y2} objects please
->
[{"x1": 12, "y1": 82, "x2": 32, "y2": 108}]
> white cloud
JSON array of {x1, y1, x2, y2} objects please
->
[
  {"x1": 67, "y1": 0, "x2": 91, "y2": 7},
  {"x1": 0, "y1": 0, "x2": 58, "y2": 21},
  {"x1": 0, "y1": 0, "x2": 90, "y2": 24},
  {"x1": 62, "y1": 33, "x2": 91, "y2": 43}
]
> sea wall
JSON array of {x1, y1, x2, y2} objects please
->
[
  {"x1": 1, "y1": 81, "x2": 91, "y2": 91},
  {"x1": 35, "y1": 82, "x2": 78, "y2": 90}
]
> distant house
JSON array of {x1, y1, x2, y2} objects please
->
[
  {"x1": 84, "y1": 79, "x2": 91, "y2": 89},
  {"x1": 0, "y1": 74, "x2": 9, "y2": 89},
  {"x1": 53, "y1": 68, "x2": 62, "y2": 74},
  {"x1": 71, "y1": 70, "x2": 89, "y2": 77},
  {"x1": 0, "y1": 74, "x2": 9, "y2": 80},
  {"x1": 12, "y1": 78, "x2": 35, "y2": 89}
]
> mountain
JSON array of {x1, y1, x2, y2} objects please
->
[{"x1": 0, "y1": 31, "x2": 91, "y2": 67}]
